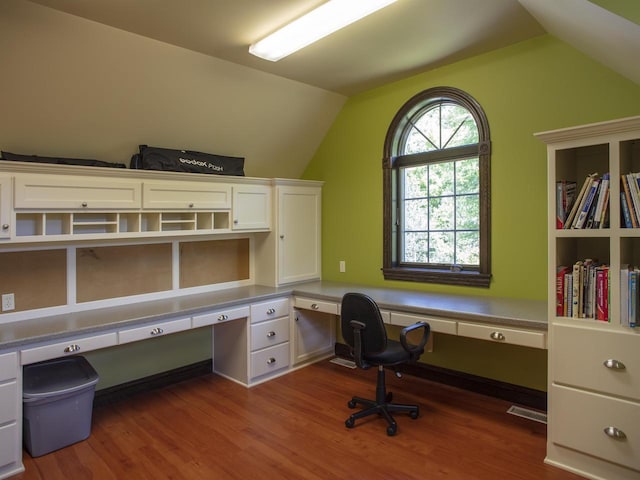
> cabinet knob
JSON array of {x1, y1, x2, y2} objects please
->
[
  {"x1": 603, "y1": 359, "x2": 626, "y2": 370},
  {"x1": 1, "y1": 224, "x2": 8, "y2": 230},
  {"x1": 81, "y1": 202, "x2": 88, "y2": 207},
  {"x1": 267, "y1": 331, "x2": 276, "y2": 338},
  {"x1": 311, "y1": 303, "x2": 319, "y2": 310},
  {"x1": 188, "y1": 203, "x2": 194, "y2": 208},
  {"x1": 150, "y1": 327, "x2": 164, "y2": 335},
  {"x1": 490, "y1": 331, "x2": 505, "y2": 341},
  {"x1": 266, "y1": 308, "x2": 276, "y2": 315},
  {"x1": 603, "y1": 426, "x2": 627, "y2": 440},
  {"x1": 64, "y1": 344, "x2": 80, "y2": 353},
  {"x1": 217, "y1": 314, "x2": 229, "y2": 321},
  {"x1": 234, "y1": 219, "x2": 239, "y2": 224},
  {"x1": 266, "y1": 357, "x2": 276, "y2": 365},
  {"x1": 280, "y1": 235, "x2": 284, "y2": 239}
]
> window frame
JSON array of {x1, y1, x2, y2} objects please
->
[{"x1": 382, "y1": 86, "x2": 491, "y2": 287}]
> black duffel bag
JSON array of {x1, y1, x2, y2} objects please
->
[
  {"x1": 1, "y1": 151, "x2": 126, "y2": 168},
  {"x1": 131, "y1": 145, "x2": 244, "y2": 176}
]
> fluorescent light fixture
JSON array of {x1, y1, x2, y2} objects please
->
[{"x1": 249, "y1": 0, "x2": 398, "y2": 61}]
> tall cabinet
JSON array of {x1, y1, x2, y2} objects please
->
[{"x1": 537, "y1": 116, "x2": 640, "y2": 480}]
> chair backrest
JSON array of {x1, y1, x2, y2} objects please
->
[{"x1": 341, "y1": 293, "x2": 387, "y2": 355}]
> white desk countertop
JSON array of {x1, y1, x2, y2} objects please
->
[{"x1": 0, "y1": 281, "x2": 547, "y2": 350}]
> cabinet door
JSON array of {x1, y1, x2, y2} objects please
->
[
  {"x1": 15, "y1": 174, "x2": 141, "y2": 209},
  {"x1": 278, "y1": 186, "x2": 321, "y2": 285},
  {"x1": 292, "y1": 308, "x2": 335, "y2": 365},
  {"x1": 232, "y1": 185, "x2": 271, "y2": 230},
  {"x1": 143, "y1": 181, "x2": 231, "y2": 210},
  {"x1": 0, "y1": 176, "x2": 11, "y2": 239}
]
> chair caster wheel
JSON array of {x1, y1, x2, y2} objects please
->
[
  {"x1": 387, "y1": 424, "x2": 397, "y2": 436},
  {"x1": 345, "y1": 417, "x2": 355, "y2": 428},
  {"x1": 348, "y1": 400, "x2": 357, "y2": 409},
  {"x1": 410, "y1": 410, "x2": 419, "y2": 419}
]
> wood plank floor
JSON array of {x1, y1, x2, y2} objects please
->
[{"x1": 16, "y1": 359, "x2": 583, "y2": 480}]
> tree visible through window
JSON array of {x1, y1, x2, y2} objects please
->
[{"x1": 382, "y1": 87, "x2": 491, "y2": 287}]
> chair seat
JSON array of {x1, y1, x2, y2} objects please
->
[{"x1": 363, "y1": 339, "x2": 411, "y2": 366}]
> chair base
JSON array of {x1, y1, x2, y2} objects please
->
[{"x1": 344, "y1": 366, "x2": 419, "y2": 436}]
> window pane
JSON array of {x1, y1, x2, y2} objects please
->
[
  {"x1": 429, "y1": 196, "x2": 454, "y2": 230},
  {"x1": 456, "y1": 194, "x2": 479, "y2": 230},
  {"x1": 429, "y1": 162, "x2": 454, "y2": 196},
  {"x1": 456, "y1": 158, "x2": 479, "y2": 194},
  {"x1": 403, "y1": 165, "x2": 428, "y2": 198},
  {"x1": 429, "y1": 231, "x2": 454, "y2": 264},
  {"x1": 442, "y1": 104, "x2": 478, "y2": 148},
  {"x1": 404, "y1": 232, "x2": 428, "y2": 262},
  {"x1": 411, "y1": 106, "x2": 440, "y2": 151},
  {"x1": 404, "y1": 198, "x2": 428, "y2": 230},
  {"x1": 456, "y1": 231, "x2": 480, "y2": 265}
]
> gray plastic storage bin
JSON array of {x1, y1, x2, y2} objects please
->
[{"x1": 23, "y1": 355, "x2": 99, "y2": 457}]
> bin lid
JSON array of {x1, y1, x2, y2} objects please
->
[{"x1": 23, "y1": 355, "x2": 99, "y2": 399}]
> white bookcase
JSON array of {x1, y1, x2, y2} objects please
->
[{"x1": 537, "y1": 116, "x2": 640, "y2": 480}]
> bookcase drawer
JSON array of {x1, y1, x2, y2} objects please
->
[
  {"x1": 390, "y1": 312, "x2": 457, "y2": 335},
  {"x1": 551, "y1": 385, "x2": 640, "y2": 471},
  {"x1": 21, "y1": 332, "x2": 118, "y2": 365},
  {"x1": 250, "y1": 298, "x2": 289, "y2": 324},
  {"x1": 294, "y1": 297, "x2": 338, "y2": 315},
  {"x1": 458, "y1": 322, "x2": 546, "y2": 349},
  {"x1": 250, "y1": 343, "x2": 289, "y2": 379},
  {"x1": 119, "y1": 317, "x2": 191, "y2": 344},
  {"x1": 552, "y1": 324, "x2": 640, "y2": 399},
  {"x1": 192, "y1": 305, "x2": 250, "y2": 328},
  {"x1": 251, "y1": 317, "x2": 289, "y2": 351}
]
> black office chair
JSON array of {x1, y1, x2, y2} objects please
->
[{"x1": 341, "y1": 292, "x2": 430, "y2": 436}]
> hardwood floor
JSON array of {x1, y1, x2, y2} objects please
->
[{"x1": 16, "y1": 359, "x2": 583, "y2": 480}]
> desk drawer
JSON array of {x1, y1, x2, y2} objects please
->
[
  {"x1": 551, "y1": 385, "x2": 640, "y2": 471},
  {"x1": 458, "y1": 322, "x2": 546, "y2": 349},
  {"x1": 251, "y1": 317, "x2": 289, "y2": 351},
  {"x1": 250, "y1": 298, "x2": 289, "y2": 324},
  {"x1": 553, "y1": 324, "x2": 640, "y2": 399},
  {"x1": 21, "y1": 332, "x2": 118, "y2": 365},
  {"x1": 193, "y1": 306, "x2": 250, "y2": 328},
  {"x1": 294, "y1": 297, "x2": 338, "y2": 315},
  {"x1": 0, "y1": 381, "x2": 18, "y2": 424},
  {"x1": 0, "y1": 352, "x2": 17, "y2": 382},
  {"x1": 0, "y1": 422, "x2": 18, "y2": 469},
  {"x1": 391, "y1": 312, "x2": 457, "y2": 335},
  {"x1": 119, "y1": 317, "x2": 191, "y2": 344},
  {"x1": 251, "y1": 343, "x2": 289, "y2": 379}
]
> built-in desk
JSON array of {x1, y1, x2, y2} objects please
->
[{"x1": 0, "y1": 280, "x2": 546, "y2": 479}]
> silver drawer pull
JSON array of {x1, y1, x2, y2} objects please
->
[
  {"x1": 490, "y1": 331, "x2": 505, "y2": 341},
  {"x1": 266, "y1": 357, "x2": 276, "y2": 365},
  {"x1": 64, "y1": 344, "x2": 80, "y2": 353},
  {"x1": 150, "y1": 327, "x2": 164, "y2": 335},
  {"x1": 267, "y1": 331, "x2": 276, "y2": 338},
  {"x1": 311, "y1": 303, "x2": 319, "y2": 310},
  {"x1": 603, "y1": 426, "x2": 627, "y2": 440},
  {"x1": 81, "y1": 202, "x2": 88, "y2": 207},
  {"x1": 217, "y1": 314, "x2": 229, "y2": 321},
  {"x1": 266, "y1": 308, "x2": 276, "y2": 315},
  {"x1": 2, "y1": 224, "x2": 8, "y2": 230},
  {"x1": 603, "y1": 359, "x2": 626, "y2": 370}
]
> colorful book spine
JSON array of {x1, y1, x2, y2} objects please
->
[{"x1": 556, "y1": 266, "x2": 569, "y2": 315}]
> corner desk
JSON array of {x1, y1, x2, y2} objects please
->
[{"x1": 0, "y1": 280, "x2": 546, "y2": 478}]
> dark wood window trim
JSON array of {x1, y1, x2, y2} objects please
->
[{"x1": 382, "y1": 86, "x2": 491, "y2": 287}]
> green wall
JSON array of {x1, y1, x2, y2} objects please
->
[{"x1": 303, "y1": 34, "x2": 640, "y2": 390}]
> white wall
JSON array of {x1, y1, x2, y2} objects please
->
[{"x1": 0, "y1": 0, "x2": 347, "y2": 178}]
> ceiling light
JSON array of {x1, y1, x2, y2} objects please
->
[{"x1": 249, "y1": 0, "x2": 398, "y2": 61}]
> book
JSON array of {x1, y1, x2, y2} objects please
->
[
  {"x1": 621, "y1": 191, "x2": 632, "y2": 228},
  {"x1": 572, "y1": 261, "x2": 583, "y2": 317},
  {"x1": 621, "y1": 174, "x2": 638, "y2": 227},
  {"x1": 596, "y1": 266, "x2": 609, "y2": 321},
  {"x1": 565, "y1": 173, "x2": 596, "y2": 229},
  {"x1": 627, "y1": 172, "x2": 640, "y2": 227},
  {"x1": 591, "y1": 173, "x2": 609, "y2": 228},
  {"x1": 556, "y1": 266, "x2": 570, "y2": 315},
  {"x1": 629, "y1": 270, "x2": 638, "y2": 328},
  {"x1": 564, "y1": 273, "x2": 573, "y2": 317},
  {"x1": 556, "y1": 181, "x2": 577, "y2": 229},
  {"x1": 620, "y1": 265, "x2": 629, "y2": 326},
  {"x1": 574, "y1": 178, "x2": 600, "y2": 229},
  {"x1": 599, "y1": 185, "x2": 610, "y2": 228}
]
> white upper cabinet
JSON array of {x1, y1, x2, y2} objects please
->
[
  {"x1": 14, "y1": 174, "x2": 141, "y2": 210},
  {"x1": 232, "y1": 184, "x2": 271, "y2": 231},
  {"x1": 0, "y1": 176, "x2": 11, "y2": 239}
]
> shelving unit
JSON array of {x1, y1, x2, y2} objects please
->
[{"x1": 537, "y1": 116, "x2": 640, "y2": 480}]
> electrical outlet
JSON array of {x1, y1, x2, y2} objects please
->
[
  {"x1": 2, "y1": 293, "x2": 15, "y2": 312},
  {"x1": 339, "y1": 260, "x2": 346, "y2": 273}
]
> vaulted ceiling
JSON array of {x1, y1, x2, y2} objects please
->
[{"x1": 27, "y1": 0, "x2": 640, "y2": 96}]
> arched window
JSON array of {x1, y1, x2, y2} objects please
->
[{"x1": 382, "y1": 87, "x2": 491, "y2": 287}]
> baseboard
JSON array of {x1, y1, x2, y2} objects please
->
[
  {"x1": 334, "y1": 343, "x2": 547, "y2": 411},
  {"x1": 94, "y1": 359, "x2": 212, "y2": 407}
]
